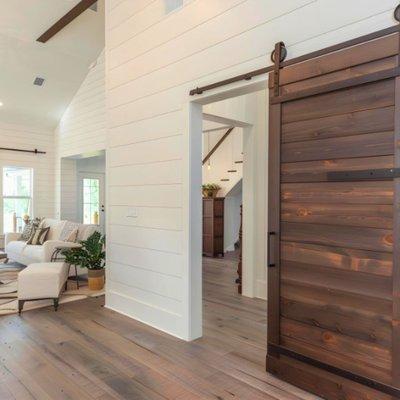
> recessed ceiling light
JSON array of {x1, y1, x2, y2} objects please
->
[{"x1": 0, "y1": 102, "x2": 3, "y2": 107}]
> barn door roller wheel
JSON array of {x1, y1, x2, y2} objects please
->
[
  {"x1": 395, "y1": 4, "x2": 400, "y2": 21},
  {"x1": 270, "y1": 42, "x2": 287, "y2": 64}
]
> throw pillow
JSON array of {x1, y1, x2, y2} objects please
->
[
  {"x1": 19, "y1": 217, "x2": 43, "y2": 241},
  {"x1": 59, "y1": 221, "x2": 80, "y2": 241},
  {"x1": 19, "y1": 220, "x2": 35, "y2": 241},
  {"x1": 26, "y1": 227, "x2": 50, "y2": 245},
  {"x1": 66, "y1": 228, "x2": 78, "y2": 243}
]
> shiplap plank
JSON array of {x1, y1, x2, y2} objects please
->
[
  {"x1": 108, "y1": 184, "x2": 182, "y2": 208},
  {"x1": 109, "y1": 205, "x2": 182, "y2": 230},
  {"x1": 108, "y1": 224, "x2": 183, "y2": 254},
  {"x1": 108, "y1": 243, "x2": 183, "y2": 277},
  {"x1": 108, "y1": 262, "x2": 183, "y2": 301}
]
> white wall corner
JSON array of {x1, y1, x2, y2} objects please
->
[{"x1": 182, "y1": 101, "x2": 203, "y2": 340}]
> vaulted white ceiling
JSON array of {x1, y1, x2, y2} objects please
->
[{"x1": 0, "y1": 0, "x2": 104, "y2": 130}]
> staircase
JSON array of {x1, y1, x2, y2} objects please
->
[{"x1": 202, "y1": 127, "x2": 243, "y2": 197}]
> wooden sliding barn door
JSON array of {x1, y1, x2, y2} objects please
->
[{"x1": 267, "y1": 31, "x2": 400, "y2": 400}]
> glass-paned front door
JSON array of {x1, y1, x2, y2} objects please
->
[{"x1": 82, "y1": 178, "x2": 100, "y2": 225}]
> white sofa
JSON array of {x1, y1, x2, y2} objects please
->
[{"x1": 5, "y1": 219, "x2": 97, "y2": 274}]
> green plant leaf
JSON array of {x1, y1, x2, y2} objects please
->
[{"x1": 61, "y1": 231, "x2": 106, "y2": 270}]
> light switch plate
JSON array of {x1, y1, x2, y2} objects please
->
[{"x1": 127, "y1": 208, "x2": 138, "y2": 218}]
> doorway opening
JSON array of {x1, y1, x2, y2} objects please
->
[
  {"x1": 189, "y1": 79, "x2": 269, "y2": 349},
  {"x1": 59, "y1": 150, "x2": 106, "y2": 233}
]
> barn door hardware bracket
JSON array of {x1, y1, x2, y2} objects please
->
[
  {"x1": 268, "y1": 344, "x2": 400, "y2": 397},
  {"x1": 327, "y1": 168, "x2": 400, "y2": 181}
]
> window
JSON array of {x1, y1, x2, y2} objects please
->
[
  {"x1": 2, "y1": 167, "x2": 33, "y2": 233},
  {"x1": 164, "y1": 0, "x2": 183, "y2": 14},
  {"x1": 82, "y1": 178, "x2": 100, "y2": 225}
]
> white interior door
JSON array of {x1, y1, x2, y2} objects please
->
[{"x1": 78, "y1": 173, "x2": 105, "y2": 233}]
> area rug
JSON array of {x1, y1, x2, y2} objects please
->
[{"x1": 0, "y1": 262, "x2": 104, "y2": 315}]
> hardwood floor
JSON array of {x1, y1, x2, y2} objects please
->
[{"x1": 0, "y1": 255, "x2": 320, "y2": 400}]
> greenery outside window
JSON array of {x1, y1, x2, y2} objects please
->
[{"x1": 2, "y1": 167, "x2": 33, "y2": 233}]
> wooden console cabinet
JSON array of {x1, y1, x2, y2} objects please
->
[{"x1": 202, "y1": 197, "x2": 224, "y2": 257}]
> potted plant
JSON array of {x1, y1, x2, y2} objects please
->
[
  {"x1": 62, "y1": 231, "x2": 106, "y2": 290},
  {"x1": 202, "y1": 183, "x2": 221, "y2": 198}
]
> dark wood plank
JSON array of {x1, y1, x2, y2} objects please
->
[
  {"x1": 282, "y1": 181, "x2": 393, "y2": 204},
  {"x1": 282, "y1": 79, "x2": 395, "y2": 124},
  {"x1": 280, "y1": 335, "x2": 392, "y2": 385},
  {"x1": 280, "y1": 318, "x2": 391, "y2": 371},
  {"x1": 282, "y1": 131, "x2": 393, "y2": 163},
  {"x1": 281, "y1": 241, "x2": 392, "y2": 276},
  {"x1": 273, "y1": 67, "x2": 400, "y2": 105},
  {"x1": 281, "y1": 56, "x2": 398, "y2": 95},
  {"x1": 278, "y1": 33, "x2": 399, "y2": 86},
  {"x1": 281, "y1": 155, "x2": 394, "y2": 183},
  {"x1": 281, "y1": 297, "x2": 392, "y2": 347},
  {"x1": 282, "y1": 106, "x2": 394, "y2": 143},
  {"x1": 281, "y1": 221, "x2": 393, "y2": 252},
  {"x1": 282, "y1": 278, "x2": 392, "y2": 318},
  {"x1": 281, "y1": 260, "x2": 393, "y2": 301},
  {"x1": 267, "y1": 355, "x2": 392, "y2": 400},
  {"x1": 281, "y1": 202, "x2": 393, "y2": 228}
]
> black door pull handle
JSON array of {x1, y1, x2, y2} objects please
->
[{"x1": 268, "y1": 231, "x2": 276, "y2": 267}]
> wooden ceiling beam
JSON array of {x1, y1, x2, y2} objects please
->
[{"x1": 37, "y1": 0, "x2": 97, "y2": 43}]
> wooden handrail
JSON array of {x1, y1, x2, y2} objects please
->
[{"x1": 202, "y1": 127, "x2": 234, "y2": 165}]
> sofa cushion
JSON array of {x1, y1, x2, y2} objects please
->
[
  {"x1": 7, "y1": 240, "x2": 27, "y2": 254},
  {"x1": 22, "y1": 245, "x2": 44, "y2": 263},
  {"x1": 77, "y1": 224, "x2": 98, "y2": 241},
  {"x1": 59, "y1": 221, "x2": 80, "y2": 241},
  {"x1": 42, "y1": 219, "x2": 66, "y2": 241}
]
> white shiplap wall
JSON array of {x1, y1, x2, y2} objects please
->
[
  {"x1": 55, "y1": 50, "x2": 106, "y2": 220},
  {"x1": 58, "y1": 158, "x2": 78, "y2": 221},
  {"x1": 55, "y1": 50, "x2": 106, "y2": 159},
  {"x1": 105, "y1": 0, "x2": 399, "y2": 339},
  {"x1": 0, "y1": 122, "x2": 55, "y2": 238}
]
